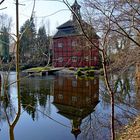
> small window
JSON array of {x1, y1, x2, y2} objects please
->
[
  {"x1": 72, "y1": 41, "x2": 77, "y2": 47},
  {"x1": 58, "y1": 43, "x2": 63, "y2": 48},
  {"x1": 72, "y1": 56, "x2": 77, "y2": 62},
  {"x1": 86, "y1": 97, "x2": 91, "y2": 103},
  {"x1": 86, "y1": 81, "x2": 89, "y2": 87},
  {"x1": 58, "y1": 94, "x2": 63, "y2": 100},
  {"x1": 58, "y1": 57, "x2": 63, "y2": 62},
  {"x1": 72, "y1": 80, "x2": 77, "y2": 87},
  {"x1": 85, "y1": 56, "x2": 89, "y2": 61},
  {"x1": 72, "y1": 96, "x2": 77, "y2": 102}
]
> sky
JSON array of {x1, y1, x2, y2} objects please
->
[{"x1": 0, "y1": 0, "x2": 77, "y2": 35}]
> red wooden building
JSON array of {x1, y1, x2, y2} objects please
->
[{"x1": 52, "y1": 0, "x2": 99, "y2": 68}]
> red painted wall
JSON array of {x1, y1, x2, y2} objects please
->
[{"x1": 53, "y1": 36, "x2": 99, "y2": 67}]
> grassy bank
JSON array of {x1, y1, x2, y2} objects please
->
[
  {"x1": 117, "y1": 115, "x2": 140, "y2": 140},
  {"x1": 25, "y1": 66, "x2": 51, "y2": 72}
]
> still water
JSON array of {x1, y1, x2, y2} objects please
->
[{"x1": 0, "y1": 72, "x2": 140, "y2": 140}]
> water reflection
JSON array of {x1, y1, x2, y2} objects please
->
[
  {"x1": 0, "y1": 98, "x2": 17, "y2": 140},
  {"x1": 19, "y1": 75, "x2": 99, "y2": 139},
  {"x1": 100, "y1": 72, "x2": 140, "y2": 132},
  {"x1": 53, "y1": 76, "x2": 99, "y2": 139},
  {"x1": 0, "y1": 72, "x2": 21, "y2": 140},
  {"x1": 0, "y1": 72, "x2": 140, "y2": 140},
  {"x1": 0, "y1": 73, "x2": 15, "y2": 124},
  {"x1": 20, "y1": 77, "x2": 54, "y2": 120}
]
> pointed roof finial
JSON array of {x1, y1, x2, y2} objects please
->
[
  {"x1": 71, "y1": 128, "x2": 81, "y2": 140},
  {"x1": 71, "y1": 0, "x2": 81, "y2": 9},
  {"x1": 71, "y1": 0, "x2": 81, "y2": 21}
]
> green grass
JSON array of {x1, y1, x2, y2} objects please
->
[
  {"x1": 26, "y1": 66, "x2": 51, "y2": 72},
  {"x1": 75, "y1": 67, "x2": 95, "y2": 77}
]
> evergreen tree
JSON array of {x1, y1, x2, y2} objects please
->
[
  {"x1": 20, "y1": 16, "x2": 36, "y2": 62},
  {"x1": 32, "y1": 25, "x2": 51, "y2": 66},
  {"x1": 38, "y1": 25, "x2": 47, "y2": 39},
  {"x1": 0, "y1": 26, "x2": 10, "y2": 62},
  {"x1": 37, "y1": 25, "x2": 48, "y2": 52}
]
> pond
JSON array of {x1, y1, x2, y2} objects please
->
[{"x1": 0, "y1": 72, "x2": 140, "y2": 140}]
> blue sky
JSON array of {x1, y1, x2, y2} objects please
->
[{"x1": 0, "y1": 0, "x2": 77, "y2": 35}]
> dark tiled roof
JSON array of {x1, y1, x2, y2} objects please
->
[
  {"x1": 57, "y1": 20, "x2": 74, "y2": 29},
  {"x1": 53, "y1": 20, "x2": 81, "y2": 38},
  {"x1": 53, "y1": 29, "x2": 79, "y2": 38},
  {"x1": 53, "y1": 20, "x2": 99, "y2": 39}
]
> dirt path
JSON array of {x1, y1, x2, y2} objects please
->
[{"x1": 118, "y1": 116, "x2": 140, "y2": 140}]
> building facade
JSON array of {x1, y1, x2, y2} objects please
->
[{"x1": 52, "y1": 0, "x2": 99, "y2": 68}]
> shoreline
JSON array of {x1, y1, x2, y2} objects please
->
[{"x1": 117, "y1": 115, "x2": 140, "y2": 139}]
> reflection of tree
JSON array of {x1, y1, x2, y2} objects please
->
[
  {"x1": 1, "y1": 81, "x2": 21, "y2": 140},
  {"x1": 80, "y1": 112, "x2": 110, "y2": 140},
  {"x1": 114, "y1": 73, "x2": 131, "y2": 100},
  {"x1": 0, "y1": 98, "x2": 14, "y2": 124},
  {"x1": 101, "y1": 72, "x2": 136, "y2": 105},
  {"x1": 0, "y1": 64, "x2": 20, "y2": 140},
  {"x1": 0, "y1": 77, "x2": 15, "y2": 124},
  {"x1": 20, "y1": 77, "x2": 53, "y2": 120},
  {"x1": 21, "y1": 91, "x2": 37, "y2": 120},
  {"x1": 100, "y1": 72, "x2": 139, "y2": 130}
]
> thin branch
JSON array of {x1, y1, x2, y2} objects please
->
[
  {"x1": 0, "y1": 7, "x2": 7, "y2": 10},
  {"x1": 0, "y1": 0, "x2": 5, "y2": 5},
  {"x1": 21, "y1": 9, "x2": 69, "y2": 18}
]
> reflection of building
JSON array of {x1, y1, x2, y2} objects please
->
[
  {"x1": 53, "y1": 76, "x2": 99, "y2": 139},
  {"x1": 52, "y1": 0, "x2": 99, "y2": 67}
]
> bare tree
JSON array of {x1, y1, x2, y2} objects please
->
[{"x1": 62, "y1": 0, "x2": 140, "y2": 140}]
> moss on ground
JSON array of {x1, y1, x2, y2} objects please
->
[{"x1": 26, "y1": 66, "x2": 51, "y2": 72}]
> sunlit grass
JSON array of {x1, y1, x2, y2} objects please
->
[{"x1": 26, "y1": 66, "x2": 51, "y2": 72}]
